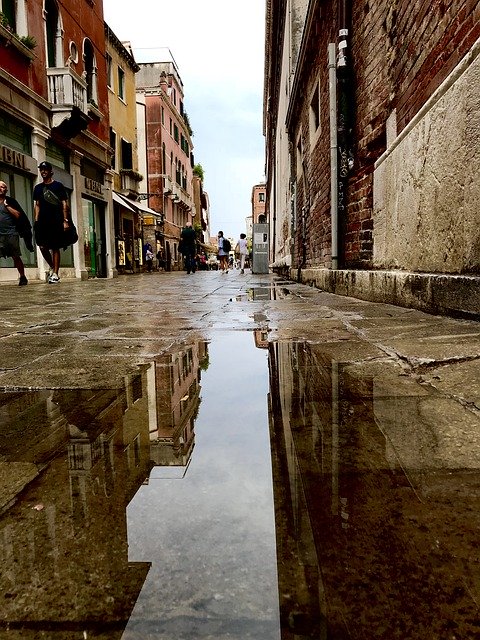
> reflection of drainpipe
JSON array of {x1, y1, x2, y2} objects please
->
[
  {"x1": 328, "y1": 43, "x2": 338, "y2": 270},
  {"x1": 331, "y1": 360, "x2": 339, "y2": 515}
]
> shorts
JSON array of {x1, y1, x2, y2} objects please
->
[{"x1": 0, "y1": 234, "x2": 21, "y2": 258}]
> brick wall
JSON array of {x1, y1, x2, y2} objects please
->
[{"x1": 286, "y1": 0, "x2": 479, "y2": 271}]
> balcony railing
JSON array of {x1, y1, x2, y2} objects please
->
[{"x1": 47, "y1": 67, "x2": 88, "y2": 128}]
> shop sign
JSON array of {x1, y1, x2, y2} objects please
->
[
  {"x1": 84, "y1": 177, "x2": 104, "y2": 199},
  {"x1": 0, "y1": 145, "x2": 37, "y2": 174}
]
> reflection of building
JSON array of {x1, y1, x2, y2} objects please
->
[
  {"x1": 268, "y1": 340, "x2": 480, "y2": 638},
  {"x1": 148, "y1": 341, "x2": 208, "y2": 469},
  {"x1": 0, "y1": 341, "x2": 210, "y2": 633},
  {"x1": 254, "y1": 329, "x2": 269, "y2": 349},
  {"x1": 0, "y1": 376, "x2": 153, "y2": 635}
]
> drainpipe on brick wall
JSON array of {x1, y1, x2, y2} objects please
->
[
  {"x1": 337, "y1": 0, "x2": 354, "y2": 267},
  {"x1": 328, "y1": 42, "x2": 339, "y2": 270}
]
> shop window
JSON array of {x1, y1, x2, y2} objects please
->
[
  {"x1": 46, "y1": 140, "x2": 69, "y2": 171},
  {"x1": 0, "y1": 113, "x2": 31, "y2": 153}
]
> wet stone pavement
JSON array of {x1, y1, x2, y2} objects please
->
[{"x1": 0, "y1": 270, "x2": 479, "y2": 639}]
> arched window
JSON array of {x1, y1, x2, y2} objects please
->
[
  {"x1": 83, "y1": 38, "x2": 97, "y2": 104},
  {"x1": 44, "y1": 0, "x2": 62, "y2": 67}
]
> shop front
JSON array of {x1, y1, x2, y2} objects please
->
[
  {"x1": 0, "y1": 117, "x2": 38, "y2": 282},
  {"x1": 80, "y1": 166, "x2": 108, "y2": 278},
  {"x1": 112, "y1": 191, "x2": 141, "y2": 274}
]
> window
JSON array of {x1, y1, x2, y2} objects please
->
[
  {"x1": 161, "y1": 106, "x2": 164, "y2": 125},
  {"x1": 258, "y1": 192, "x2": 265, "y2": 202},
  {"x1": 296, "y1": 132, "x2": 304, "y2": 178},
  {"x1": 117, "y1": 67, "x2": 125, "y2": 100},
  {"x1": 83, "y1": 38, "x2": 97, "y2": 104},
  {"x1": 109, "y1": 128, "x2": 116, "y2": 169},
  {"x1": 1, "y1": 0, "x2": 16, "y2": 31},
  {"x1": 45, "y1": 0, "x2": 61, "y2": 67},
  {"x1": 309, "y1": 81, "x2": 321, "y2": 146},
  {"x1": 106, "y1": 53, "x2": 113, "y2": 88},
  {"x1": 121, "y1": 138, "x2": 132, "y2": 170},
  {"x1": 173, "y1": 124, "x2": 179, "y2": 143}
]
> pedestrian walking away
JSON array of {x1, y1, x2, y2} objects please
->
[
  {"x1": 235, "y1": 233, "x2": 248, "y2": 274},
  {"x1": 180, "y1": 221, "x2": 197, "y2": 274},
  {"x1": 0, "y1": 181, "x2": 33, "y2": 286},
  {"x1": 217, "y1": 231, "x2": 230, "y2": 273},
  {"x1": 33, "y1": 161, "x2": 72, "y2": 284},
  {"x1": 144, "y1": 242, "x2": 154, "y2": 272}
]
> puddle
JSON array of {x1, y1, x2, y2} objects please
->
[
  {"x1": 232, "y1": 286, "x2": 293, "y2": 302},
  {"x1": 1, "y1": 336, "x2": 479, "y2": 638}
]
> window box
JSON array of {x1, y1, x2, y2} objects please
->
[{"x1": 0, "y1": 23, "x2": 35, "y2": 60}]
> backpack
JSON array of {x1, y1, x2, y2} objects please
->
[{"x1": 223, "y1": 238, "x2": 231, "y2": 253}]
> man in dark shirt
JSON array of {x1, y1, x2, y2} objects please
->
[
  {"x1": 180, "y1": 221, "x2": 197, "y2": 274},
  {"x1": 33, "y1": 161, "x2": 69, "y2": 284},
  {"x1": 0, "y1": 181, "x2": 28, "y2": 286}
]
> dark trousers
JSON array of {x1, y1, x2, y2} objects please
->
[{"x1": 183, "y1": 251, "x2": 196, "y2": 273}]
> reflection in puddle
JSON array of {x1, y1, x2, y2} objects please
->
[
  {"x1": 268, "y1": 340, "x2": 480, "y2": 639},
  {"x1": 233, "y1": 285, "x2": 292, "y2": 302},
  {"x1": 1, "y1": 335, "x2": 479, "y2": 638}
]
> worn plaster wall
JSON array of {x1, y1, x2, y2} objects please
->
[{"x1": 373, "y1": 40, "x2": 480, "y2": 274}]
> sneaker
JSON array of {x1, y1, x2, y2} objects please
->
[
  {"x1": 18, "y1": 275, "x2": 28, "y2": 286},
  {"x1": 48, "y1": 273, "x2": 60, "y2": 284},
  {"x1": 45, "y1": 268, "x2": 53, "y2": 283}
]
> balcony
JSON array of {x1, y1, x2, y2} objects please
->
[
  {"x1": 120, "y1": 169, "x2": 143, "y2": 194},
  {"x1": 47, "y1": 67, "x2": 90, "y2": 137},
  {"x1": 170, "y1": 186, "x2": 193, "y2": 212}
]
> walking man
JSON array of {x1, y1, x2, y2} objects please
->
[
  {"x1": 33, "y1": 161, "x2": 69, "y2": 284},
  {"x1": 235, "y1": 233, "x2": 248, "y2": 274},
  {"x1": 0, "y1": 181, "x2": 29, "y2": 286},
  {"x1": 180, "y1": 221, "x2": 197, "y2": 274},
  {"x1": 217, "y1": 231, "x2": 230, "y2": 273}
]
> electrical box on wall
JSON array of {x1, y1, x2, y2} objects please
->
[{"x1": 252, "y1": 223, "x2": 269, "y2": 274}]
